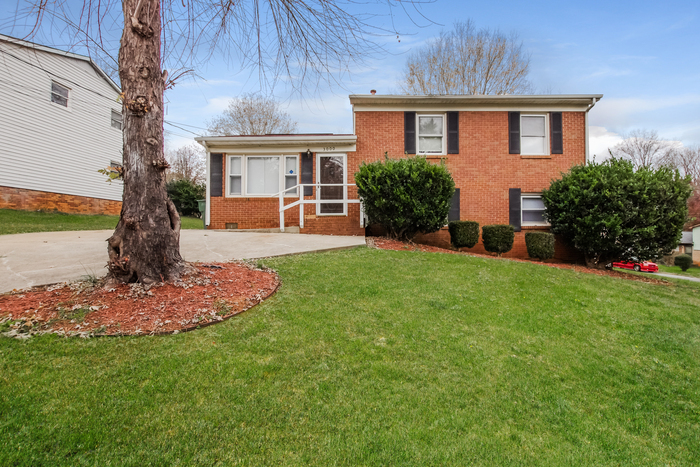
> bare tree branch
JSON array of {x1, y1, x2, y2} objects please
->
[
  {"x1": 608, "y1": 129, "x2": 679, "y2": 171},
  {"x1": 207, "y1": 93, "x2": 297, "y2": 135}
]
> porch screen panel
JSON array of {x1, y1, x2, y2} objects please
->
[{"x1": 319, "y1": 156, "x2": 344, "y2": 214}]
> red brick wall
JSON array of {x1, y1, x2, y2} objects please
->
[
  {"x1": 208, "y1": 110, "x2": 587, "y2": 258},
  {"x1": 0, "y1": 186, "x2": 122, "y2": 216},
  {"x1": 356, "y1": 111, "x2": 586, "y2": 261}
]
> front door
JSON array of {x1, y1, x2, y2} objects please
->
[{"x1": 317, "y1": 154, "x2": 346, "y2": 215}]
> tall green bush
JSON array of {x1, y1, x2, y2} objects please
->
[
  {"x1": 482, "y1": 224, "x2": 514, "y2": 256},
  {"x1": 448, "y1": 220, "x2": 479, "y2": 248},
  {"x1": 525, "y1": 231, "x2": 555, "y2": 260},
  {"x1": 355, "y1": 155, "x2": 455, "y2": 240},
  {"x1": 674, "y1": 254, "x2": 693, "y2": 271},
  {"x1": 542, "y1": 158, "x2": 691, "y2": 268},
  {"x1": 166, "y1": 179, "x2": 206, "y2": 218}
]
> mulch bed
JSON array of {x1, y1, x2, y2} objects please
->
[
  {"x1": 0, "y1": 262, "x2": 279, "y2": 339},
  {"x1": 369, "y1": 237, "x2": 670, "y2": 285}
]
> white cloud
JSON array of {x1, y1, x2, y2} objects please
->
[{"x1": 588, "y1": 126, "x2": 623, "y2": 162}]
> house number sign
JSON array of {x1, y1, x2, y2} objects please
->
[{"x1": 322, "y1": 147, "x2": 336, "y2": 151}]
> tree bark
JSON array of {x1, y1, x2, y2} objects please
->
[{"x1": 107, "y1": 0, "x2": 187, "y2": 285}]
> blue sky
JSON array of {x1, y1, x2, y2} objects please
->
[{"x1": 2, "y1": 0, "x2": 699, "y2": 157}]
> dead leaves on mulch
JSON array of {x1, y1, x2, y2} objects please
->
[
  {"x1": 0, "y1": 262, "x2": 279, "y2": 339},
  {"x1": 368, "y1": 237, "x2": 670, "y2": 286}
]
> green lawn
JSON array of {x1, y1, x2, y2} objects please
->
[
  {"x1": 658, "y1": 263, "x2": 700, "y2": 278},
  {"x1": 0, "y1": 209, "x2": 204, "y2": 235},
  {"x1": 2, "y1": 248, "x2": 700, "y2": 466}
]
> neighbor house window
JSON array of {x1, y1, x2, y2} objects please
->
[
  {"x1": 51, "y1": 82, "x2": 70, "y2": 107},
  {"x1": 227, "y1": 155, "x2": 298, "y2": 197},
  {"x1": 521, "y1": 114, "x2": 548, "y2": 155},
  {"x1": 417, "y1": 114, "x2": 445, "y2": 154},
  {"x1": 521, "y1": 195, "x2": 548, "y2": 225},
  {"x1": 111, "y1": 110, "x2": 123, "y2": 130}
]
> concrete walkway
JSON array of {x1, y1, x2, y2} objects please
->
[
  {"x1": 652, "y1": 272, "x2": 700, "y2": 283},
  {"x1": 0, "y1": 230, "x2": 366, "y2": 293}
]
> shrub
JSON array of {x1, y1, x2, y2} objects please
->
[
  {"x1": 482, "y1": 224, "x2": 514, "y2": 256},
  {"x1": 355, "y1": 155, "x2": 455, "y2": 240},
  {"x1": 674, "y1": 254, "x2": 693, "y2": 271},
  {"x1": 525, "y1": 231, "x2": 555, "y2": 260},
  {"x1": 448, "y1": 221, "x2": 479, "y2": 248},
  {"x1": 542, "y1": 158, "x2": 692, "y2": 268},
  {"x1": 166, "y1": 179, "x2": 206, "y2": 218}
]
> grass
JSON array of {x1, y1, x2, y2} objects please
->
[
  {"x1": 0, "y1": 209, "x2": 204, "y2": 235},
  {"x1": 2, "y1": 247, "x2": 700, "y2": 465},
  {"x1": 658, "y1": 263, "x2": 700, "y2": 278}
]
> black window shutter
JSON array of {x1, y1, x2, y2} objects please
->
[
  {"x1": 405, "y1": 111, "x2": 416, "y2": 154},
  {"x1": 448, "y1": 188, "x2": 460, "y2": 222},
  {"x1": 210, "y1": 153, "x2": 223, "y2": 197},
  {"x1": 509, "y1": 188, "x2": 521, "y2": 232},
  {"x1": 447, "y1": 111, "x2": 459, "y2": 154},
  {"x1": 551, "y1": 112, "x2": 563, "y2": 154},
  {"x1": 301, "y1": 151, "x2": 313, "y2": 196},
  {"x1": 508, "y1": 112, "x2": 520, "y2": 154}
]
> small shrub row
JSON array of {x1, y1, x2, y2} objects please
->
[
  {"x1": 674, "y1": 254, "x2": 693, "y2": 271},
  {"x1": 525, "y1": 232, "x2": 555, "y2": 260},
  {"x1": 482, "y1": 225, "x2": 514, "y2": 256},
  {"x1": 448, "y1": 221, "x2": 479, "y2": 248}
]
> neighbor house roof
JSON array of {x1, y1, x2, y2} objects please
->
[
  {"x1": 0, "y1": 33, "x2": 121, "y2": 94},
  {"x1": 350, "y1": 94, "x2": 603, "y2": 112}
]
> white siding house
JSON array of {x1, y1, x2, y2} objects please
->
[{"x1": 0, "y1": 34, "x2": 123, "y2": 214}]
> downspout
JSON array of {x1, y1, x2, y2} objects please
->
[
  {"x1": 199, "y1": 140, "x2": 211, "y2": 227},
  {"x1": 584, "y1": 97, "x2": 600, "y2": 164}
]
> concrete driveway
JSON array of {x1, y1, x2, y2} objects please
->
[{"x1": 0, "y1": 230, "x2": 366, "y2": 293}]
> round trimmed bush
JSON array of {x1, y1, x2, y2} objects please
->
[
  {"x1": 482, "y1": 224, "x2": 514, "y2": 256},
  {"x1": 674, "y1": 254, "x2": 693, "y2": 271},
  {"x1": 525, "y1": 231, "x2": 555, "y2": 260},
  {"x1": 448, "y1": 220, "x2": 479, "y2": 248},
  {"x1": 355, "y1": 155, "x2": 455, "y2": 240}
]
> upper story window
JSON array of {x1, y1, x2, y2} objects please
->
[
  {"x1": 227, "y1": 155, "x2": 298, "y2": 197},
  {"x1": 51, "y1": 81, "x2": 70, "y2": 107},
  {"x1": 520, "y1": 114, "x2": 548, "y2": 155},
  {"x1": 417, "y1": 114, "x2": 445, "y2": 154},
  {"x1": 111, "y1": 110, "x2": 123, "y2": 130},
  {"x1": 521, "y1": 195, "x2": 548, "y2": 226}
]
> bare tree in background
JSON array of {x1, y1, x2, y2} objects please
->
[
  {"x1": 398, "y1": 20, "x2": 532, "y2": 95},
  {"x1": 17, "y1": 0, "x2": 425, "y2": 285},
  {"x1": 662, "y1": 145, "x2": 700, "y2": 183},
  {"x1": 166, "y1": 144, "x2": 205, "y2": 184},
  {"x1": 608, "y1": 129, "x2": 678, "y2": 171},
  {"x1": 208, "y1": 93, "x2": 297, "y2": 136}
]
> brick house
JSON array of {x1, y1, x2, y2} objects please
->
[{"x1": 196, "y1": 94, "x2": 602, "y2": 259}]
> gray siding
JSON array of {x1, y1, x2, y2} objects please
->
[{"x1": 0, "y1": 39, "x2": 123, "y2": 201}]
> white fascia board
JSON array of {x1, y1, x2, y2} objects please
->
[{"x1": 195, "y1": 135, "x2": 357, "y2": 154}]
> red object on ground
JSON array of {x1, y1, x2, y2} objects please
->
[{"x1": 612, "y1": 261, "x2": 659, "y2": 273}]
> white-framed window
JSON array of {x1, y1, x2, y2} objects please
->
[
  {"x1": 520, "y1": 114, "x2": 548, "y2": 155},
  {"x1": 521, "y1": 195, "x2": 548, "y2": 226},
  {"x1": 111, "y1": 110, "x2": 123, "y2": 130},
  {"x1": 417, "y1": 114, "x2": 445, "y2": 155},
  {"x1": 226, "y1": 155, "x2": 298, "y2": 197},
  {"x1": 51, "y1": 81, "x2": 70, "y2": 107}
]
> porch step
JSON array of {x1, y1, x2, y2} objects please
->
[{"x1": 220, "y1": 226, "x2": 301, "y2": 234}]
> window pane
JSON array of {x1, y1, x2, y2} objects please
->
[
  {"x1": 247, "y1": 157, "x2": 279, "y2": 195},
  {"x1": 111, "y1": 110, "x2": 122, "y2": 129},
  {"x1": 51, "y1": 83, "x2": 69, "y2": 107},
  {"x1": 522, "y1": 136, "x2": 545, "y2": 154},
  {"x1": 285, "y1": 176, "x2": 297, "y2": 195},
  {"x1": 419, "y1": 137, "x2": 443, "y2": 153},
  {"x1": 523, "y1": 210, "x2": 545, "y2": 223},
  {"x1": 521, "y1": 116, "x2": 545, "y2": 136},
  {"x1": 229, "y1": 157, "x2": 242, "y2": 175},
  {"x1": 230, "y1": 176, "x2": 242, "y2": 195},
  {"x1": 418, "y1": 116, "x2": 443, "y2": 135},
  {"x1": 285, "y1": 156, "x2": 297, "y2": 175},
  {"x1": 522, "y1": 197, "x2": 545, "y2": 210}
]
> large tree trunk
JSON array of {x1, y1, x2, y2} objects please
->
[{"x1": 107, "y1": 0, "x2": 186, "y2": 285}]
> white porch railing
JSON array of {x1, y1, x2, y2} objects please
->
[{"x1": 269, "y1": 183, "x2": 363, "y2": 232}]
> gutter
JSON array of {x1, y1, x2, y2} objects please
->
[{"x1": 584, "y1": 96, "x2": 602, "y2": 164}]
